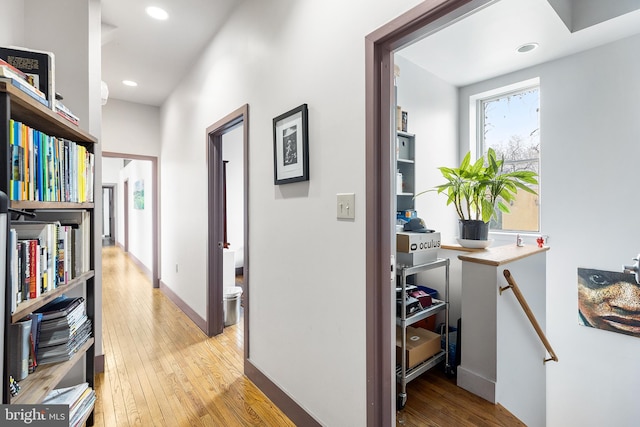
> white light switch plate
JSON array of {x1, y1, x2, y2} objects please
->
[{"x1": 337, "y1": 193, "x2": 355, "y2": 219}]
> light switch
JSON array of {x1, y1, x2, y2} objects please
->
[{"x1": 337, "y1": 193, "x2": 355, "y2": 219}]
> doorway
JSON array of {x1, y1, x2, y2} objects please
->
[
  {"x1": 123, "y1": 179, "x2": 129, "y2": 252},
  {"x1": 102, "y1": 185, "x2": 115, "y2": 246},
  {"x1": 365, "y1": 1, "x2": 494, "y2": 425},
  {"x1": 206, "y1": 104, "x2": 249, "y2": 347},
  {"x1": 103, "y1": 153, "x2": 160, "y2": 288}
]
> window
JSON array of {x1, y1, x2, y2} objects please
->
[{"x1": 478, "y1": 84, "x2": 540, "y2": 232}]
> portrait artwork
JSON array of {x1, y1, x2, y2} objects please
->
[{"x1": 577, "y1": 268, "x2": 640, "y2": 338}]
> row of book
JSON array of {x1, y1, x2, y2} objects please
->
[
  {"x1": 44, "y1": 382, "x2": 96, "y2": 427},
  {"x1": 10, "y1": 213, "x2": 91, "y2": 314},
  {"x1": 9, "y1": 296, "x2": 93, "y2": 380},
  {"x1": 9, "y1": 119, "x2": 94, "y2": 203}
]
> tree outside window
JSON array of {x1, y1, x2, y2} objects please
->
[{"x1": 479, "y1": 86, "x2": 540, "y2": 232}]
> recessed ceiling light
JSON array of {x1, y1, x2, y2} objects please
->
[
  {"x1": 122, "y1": 80, "x2": 138, "y2": 87},
  {"x1": 516, "y1": 42, "x2": 539, "y2": 54},
  {"x1": 146, "y1": 6, "x2": 169, "y2": 20}
]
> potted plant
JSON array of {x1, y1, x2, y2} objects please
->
[{"x1": 416, "y1": 148, "x2": 538, "y2": 246}]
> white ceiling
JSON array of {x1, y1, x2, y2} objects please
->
[
  {"x1": 100, "y1": 0, "x2": 244, "y2": 106},
  {"x1": 100, "y1": 0, "x2": 640, "y2": 107},
  {"x1": 398, "y1": 0, "x2": 640, "y2": 86}
]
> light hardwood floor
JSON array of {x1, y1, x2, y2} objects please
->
[
  {"x1": 95, "y1": 246, "x2": 294, "y2": 426},
  {"x1": 96, "y1": 245, "x2": 523, "y2": 426}
]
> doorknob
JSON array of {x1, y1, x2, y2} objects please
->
[
  {"x1": 623, "y1": 253, "x2": 640, "y2": 284},
  {"x1": 218, "y1": 242, "x2": 224, "y2": 249}
]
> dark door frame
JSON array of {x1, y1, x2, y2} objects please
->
[
  {"x1": 206, "y1": 104, "x2": 249, "y2": 342},
  {"x1": 365, "y1": 0, "x2": 493, "y2": 424},
  {"x1": 103, "y1": 152, "x2": 160, "y2": 288}
]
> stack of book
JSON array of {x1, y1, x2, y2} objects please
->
[
  {"x1": 34, "y1": 296, "x2": 92, "y2": 365},
  {"x1": 54, "y1": 99, "x2": 80, "y2": 126},
  {"x1": 43, "y1": 382, "x2": 96, "y2": 427},
  {"x1": 0, "y1": 57, "x2": 49, "y2": 107},
  {"x1": 0, "y1": 46, "x2": 55, "y2": 108}
]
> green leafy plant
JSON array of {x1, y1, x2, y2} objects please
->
[{"x1": 416, "y1": 148, "x2": 539, "y2": 223}]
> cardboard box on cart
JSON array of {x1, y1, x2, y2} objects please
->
[{"x1": 396, "y1": 326, "x2": 441, "y2": 368}]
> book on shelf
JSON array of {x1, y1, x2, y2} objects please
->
[
  {"x1": 0, "y1": 46, "x2": 55, "y2": 108},
  {"x1": 0, "y1": 57, "x2": 29, "y2": 80},
  {"x1": 43, "y1": 382, "x2": 96, "y2": 427},
  {"x1": 34, "y1": 295, "x2": 83, "y2": 320},
  {"x1": 54, "y1": 99, "x2": 80, "y2": 126},
  {"x1": 22, "y1": 239, "x2": 39, "y2": 300},
  {"x1": 9, "y1": 229, "x2": 18, "y2": 313},
  {"x1": 25, "y1": 313, "x2": 43, "y2": 373}
]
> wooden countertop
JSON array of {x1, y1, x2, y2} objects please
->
[{"x1": 454, "y1": 244, "x2": 550, "y2": 266}]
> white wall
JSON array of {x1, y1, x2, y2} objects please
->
[
  {"x1": 394, "y1": 54, "x2": 459, "y2": 241},
  {"x1": 0, "y1": 0, "x2": 23, "y2": 45},
  {"x1": 159, "y1": 0, "x2": 421, "y2": 424},
  {"x1": 102, "y1": 157, "x2": 122, "y2": 183},
  {"x1": 458, "y1": 34, "x2": 640, "y2": 426},
  {"x1": 119, "y1": 160, "x2": 153, "y2": 272},
  {"x1": 102, "y1": 98, "x2": 161, "y2": 157},
  {"x1": 101, "y1": 99, "x2": 159, "y2": 277}
]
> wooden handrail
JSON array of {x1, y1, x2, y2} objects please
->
[{"x1": 500, "y1": 269, "x2": 558, "y2": 364}]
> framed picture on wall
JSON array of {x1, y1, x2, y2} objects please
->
[{"x1": 273, "y1": 103, "x2": 309, "y2": 185}]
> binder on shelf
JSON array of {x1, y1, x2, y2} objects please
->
[{"x1": 8, "y1": 319, "x2": 32, "y2": 381}]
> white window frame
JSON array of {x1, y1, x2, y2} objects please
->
[{"x1": 469, "y1": 78, "x2": 541, "y2": 236}]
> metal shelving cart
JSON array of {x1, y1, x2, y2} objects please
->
[{"x1": 396, "y1": 257, "x2": 451, "y2": 410}]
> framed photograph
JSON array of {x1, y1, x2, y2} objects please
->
[{"x1": 273, "y1": 103, "x2": 309, "y2": 184}]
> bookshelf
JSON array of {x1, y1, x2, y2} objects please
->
[{"x1": 0, "y1": 81, "x2": 97, "y2": 424}]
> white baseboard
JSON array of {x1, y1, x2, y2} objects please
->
[{"x1": 457, "y1": 365, "x2": 496, "y2": 403}]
